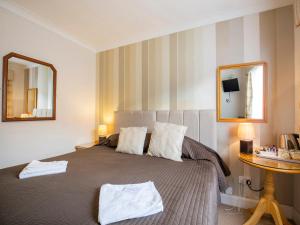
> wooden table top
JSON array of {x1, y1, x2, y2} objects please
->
[{"x1": 239, "y1": 153, "x2": 300, "y2": 174}]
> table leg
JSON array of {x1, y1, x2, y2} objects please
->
[
  {"x1": 269, "y1": 201, "x2": 284, "y2": 225},
  {"x1": 243, "y1": 171, "x2": 291, "y2": 225},
  {"x1": 273, "y1": 200, "x2": 292, "y2": 225},
  {"x1": 244, "y1": 198, "x2": 266, "y2": 225}
]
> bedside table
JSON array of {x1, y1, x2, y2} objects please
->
[
  {"x1": 75, "y1": 142, "x2": 96, "y2": 151},
  {"x1": 239, "y1": 153, "x2": 300, "y2": 225}
]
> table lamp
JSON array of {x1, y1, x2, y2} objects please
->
[
  {"x1": 238, "y1": 123, "x2": 255, "y2": 154},
  {"x1": 98, "y1": 124, "x2": 107, "y2": 144}
]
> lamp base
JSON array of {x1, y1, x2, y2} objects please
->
[
  {"x1": 240, "y1": 140, "x2": 253, "y2": 154},
  {"x1": 98, "y1": 136, "x2": 107, "y2": 145}
]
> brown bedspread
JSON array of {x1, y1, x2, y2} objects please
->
[{"x1": 0, "y1": 146, "x2": 220, "y2": 225}]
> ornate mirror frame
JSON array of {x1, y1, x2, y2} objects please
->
[
  {"x1": 217, "y1": 61, "x2": 268, "y2": 123},
  {"x1": 2, "y1": 52, "x2": 57, "y2": 122}
]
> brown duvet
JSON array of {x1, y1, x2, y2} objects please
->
[{"x1": 0, "y1": 146, "x2": 220, "y2": 225}]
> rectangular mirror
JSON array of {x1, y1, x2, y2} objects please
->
[
  {"x1": 2, "y1": 52, "x2": 56, "y2": 121},
  {"x1": 217, "y1": 61, "x2": 267, "y2": 123}
]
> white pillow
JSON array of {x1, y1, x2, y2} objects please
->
[
  {"x1": 147, "y1": 122, "x2": 187, "y2": 162},
  {"x1": 116, "y1": 127, "x2": 147, "y2": 155}
]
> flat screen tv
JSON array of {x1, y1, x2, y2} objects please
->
[{"x1": 222, "y1": 78, "x2": 240, "y2": 92}]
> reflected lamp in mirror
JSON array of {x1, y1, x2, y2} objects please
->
[
  {"x1": 98, "y1": 124, "x2": 107, "y2": 137},
  {"x1": 217, "y1": 61, "x2": 267, "y2": 123},
  {"x1": 238, "y1": 123, "x2": 255, "y2": 154},
  {"x1": 2, "y1": 52, "x2": 56, "y2": 122}
]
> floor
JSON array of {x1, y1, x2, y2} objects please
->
[{"x1": 218, "y1": 204, "x2": 295, "y2": 225}]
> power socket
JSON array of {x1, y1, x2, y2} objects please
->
[{"x1": 238, "y1": 176, "x2": 251, "y2": 185}]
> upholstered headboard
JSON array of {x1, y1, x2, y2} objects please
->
[{"x1": 114, "y1": 110, "x2": 217, "y2": 150}]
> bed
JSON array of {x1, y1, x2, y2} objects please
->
[{"x1": 0, "y1": 110, "x2": 229, "y2": 225}]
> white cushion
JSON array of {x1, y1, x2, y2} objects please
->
[
  {"x1": 116, "y1": 127, "x2": 147, "y2": 155},
  {"x1": 147, "y1": 122, "x2": 187, "y2": 162}
]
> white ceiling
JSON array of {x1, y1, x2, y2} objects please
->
[{"x1": 0, "y1": 0, "x2": 293, "y2": 52}]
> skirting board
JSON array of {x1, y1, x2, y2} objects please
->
[{"x1": 220, "y1": 193, "x2": 294, "y2": 220}]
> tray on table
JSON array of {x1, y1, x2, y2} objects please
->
[{"x1": 255, "y1": 151, "x2": 300, "y2": 164}]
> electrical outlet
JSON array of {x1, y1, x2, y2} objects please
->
[
  {"x1": 238, "y1": 176, "x2": 251, "y2": 185},
  {"x1": 225, "y1": 187, "x2": 233, "y2": 195}
]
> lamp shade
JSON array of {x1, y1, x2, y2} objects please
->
[
  {"x1": 238, "y1": 123, "x2": 255, "y2": 140},
  {"x1": 98, "y1": 124, "x2": 107, "y2": 137}
]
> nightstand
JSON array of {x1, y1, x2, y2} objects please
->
[
  {"x1": 239, "y1": 153, "x2": 300, "y2": 225},
  {"x1": 75, "y1": 142, "x2": 96, "y2": 151}
]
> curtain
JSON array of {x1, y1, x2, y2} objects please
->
[{"x1": 245, "y1": 71, "x2": 253, "y2": 118}]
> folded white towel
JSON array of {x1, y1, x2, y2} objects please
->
[
  {"x1": 98, "y1": 181, "x2": 163, "y2": 225},
  {"x1": 19, "y1": 160, "x2": 68, "y2": 179}
]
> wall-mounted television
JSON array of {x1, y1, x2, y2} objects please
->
[{"x1": 222, "y1": 78, "x2": 240, "y2": 92}]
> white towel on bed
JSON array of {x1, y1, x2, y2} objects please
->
[
  {"x1": 98, "y1": 181, "x2": 163, "y2": 225},
  {"x1": 19, "y1": 160, "x2": 68, "y2": 179}
]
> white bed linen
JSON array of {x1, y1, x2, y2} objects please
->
[
  {"x1": 116, "y1": 127, "x2": 147, "y2": 155},
  {"x1": 147, "y1": 122, "x2": 187, "y2": 162},
  {"x1": 98, "y1": 181, "x2": 163, "y2": 225},
  {"x1": 19, "y1": 160, "x2": 68, "y2": 179}
]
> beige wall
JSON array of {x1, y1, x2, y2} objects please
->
[
  {"x1": 295, "y1": 15, "x2": 300, "y2": 139},
  {"x1": 258, "y1": 6, "x2": 296, "y2": 206},
  {"x1": 293, "y1": 21, "x2": 300, "y2": 223},
  {"x1": 97, "y1": 6, "x2": 296, "y2": 206},
  {"x1": 216, "y1": 6, "x2": 296, "y2": 205},
  {"x1": 97, "y1": 23, "x2": 216, "y2": 126},
  {"x1": 274, "y1": 6, "x2": 295, "y2": 206},
  {"x1": 0, "y1": 7, "x2": 96, "y2": 168}
]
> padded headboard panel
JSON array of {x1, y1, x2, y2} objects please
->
[{"x1": 114, "y1": 110, "x2": 217, "y2": 150}]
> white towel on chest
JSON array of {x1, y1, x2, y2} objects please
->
[
  {"x1": 19, "y1": 160, "x2": 68, "y2": 179},
  {"x1": 98, "y1": 181, "x2": 163, "y2": 225}
]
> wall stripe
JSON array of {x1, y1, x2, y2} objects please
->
[
  {"x1": 118, "y1": 47, "x2": 125, "y2": 111},
  {"x1": 124, "y1": 43, "x2": 142, "y2": 110},
  {"x1": 148, "y1": 36, "x2": 170, "y2": 110},
  {"x1": 142, "y1": 41, "x2": 149, "y2": 110},
  {"x1": 170, "y1": 33, "x2": 178, "y2": 110}
]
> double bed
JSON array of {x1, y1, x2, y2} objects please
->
[{"x1": 0, "y1": 110, "x2": 229, "y2": 225}]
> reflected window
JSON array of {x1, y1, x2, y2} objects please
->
[{"x1": 247, "y1": 66, "x2": 263, "y2": 119}]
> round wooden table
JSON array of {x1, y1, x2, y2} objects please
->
[{"x1": 239, "y1": 153, "x2": 300, "y2": 225}]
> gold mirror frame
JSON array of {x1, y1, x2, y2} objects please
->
[
  {"x1": 217, "y1": 61, "x2": 268, "y2": 123},
  {"x1": 2, "y1": 52, "x2": 57, "y2": 122}
]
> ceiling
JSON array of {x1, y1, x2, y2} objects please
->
[{"x1": 0, "y1": 0, "x2": 293, "y2": 52}]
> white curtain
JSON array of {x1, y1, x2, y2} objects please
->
[
  {"x1": 245, "y1": 71, "x2": 253, "y2": 118},
  {"x1": 246, "y1": 66, "x2": 264, "y2": 119}
]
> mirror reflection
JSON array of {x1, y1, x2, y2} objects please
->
[
  {"x1": 217, "y1": 62, "x2": 266, "y2": 122},
  {"x1": 6, "y1": 57, "x2": 54, "y2": 119}
]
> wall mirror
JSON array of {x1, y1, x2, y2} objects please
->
[
  {"x1": 2, "y1": 52, "x2": 56, "y2": 121},
  {"x1": 217, "y1": 61, "x2": 267, "y2": 123}
]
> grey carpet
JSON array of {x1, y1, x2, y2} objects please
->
[{"x1": 218, "y1": 204, "x2": 296, "y2": 225}]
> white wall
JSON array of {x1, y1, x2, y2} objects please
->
[{"x1": 0, "y1": 7, "x2": 96, "y2": 169}]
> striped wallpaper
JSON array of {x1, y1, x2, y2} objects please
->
[
  {"x1": 97, "y1": 6, "x2": 295, "y2": 205},
  {"x1": 97, "y1": 24, "x2": 216, "y2": 125}
]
